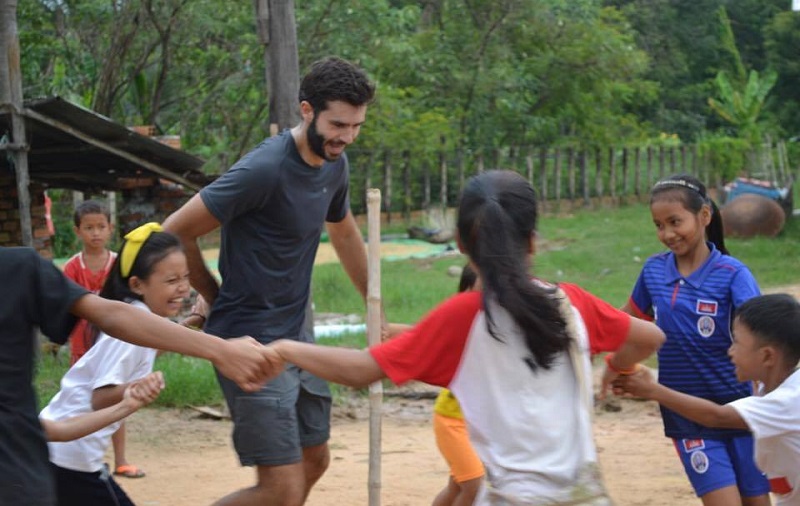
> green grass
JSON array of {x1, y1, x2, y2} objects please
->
[
  {"x1": 34, "y1": 201, "x2": 800, "y2": 407},
  {"x1": 35, "y1": 354, "x2": 70, "y2": 410},
  {"x1": 151, "y1": 354, "x2": 225, "y2": 406}
]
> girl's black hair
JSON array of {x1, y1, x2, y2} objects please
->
[
  {"x1": 457, "y1": 170, "x2": 570, "y2": 370},
  {"x1": 89, "y1": 231, "x2": 183, "y2": 344},
  {"x1": 458, "y1": 263, "x2": 478, "y2": 293},
  {"x1": 101, "y1": 231, "x2": 183, "y2": 302},
  {"x1": 736, "y1": 294, "x2": 800, "y2": 366},
  {"x1": 650, "y1": 174, "x2": 729, "y2": 255}
]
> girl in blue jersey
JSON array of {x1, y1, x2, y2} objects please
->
[{"x1": 623, "y1": 174, "x2": 771, "y2": 506}]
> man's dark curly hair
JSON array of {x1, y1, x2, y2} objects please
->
[{"x1": 298, "y1": 57, "x2": 375, "y2": 112}]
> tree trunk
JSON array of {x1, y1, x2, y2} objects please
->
[{"x1": 255, "y1": 0, "x2": 301, "y2": 133}]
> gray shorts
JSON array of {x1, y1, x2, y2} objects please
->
[{"x1": 215, "y1": 364, "x2": 332, "y2": 467}]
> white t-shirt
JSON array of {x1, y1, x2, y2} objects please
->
[
  {"x1": 729, "y1": 369, "x2": 800, "y2": 505},
  {"x1": 40, "y1": 300, "x2": 159, "y2": 473}
]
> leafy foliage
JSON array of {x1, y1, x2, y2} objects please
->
[{"x1": 17, "y1": 0, "x2": 798, "y2": 178}]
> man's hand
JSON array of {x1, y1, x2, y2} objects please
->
[{"x1": 213, "y1": 337, "x2": 275, "y2": 392}]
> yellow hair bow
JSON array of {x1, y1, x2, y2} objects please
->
[{"x1": 120, "y1": 222, "x2": 163, "y2": 277}]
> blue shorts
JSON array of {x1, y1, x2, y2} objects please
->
[
  {"x1": 673, "y1": 436, "x2": 770, "y2": 498},
  {"x1": 216, "y1": 364, "x2": 332, "y2": 467}
]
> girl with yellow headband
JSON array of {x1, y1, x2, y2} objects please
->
[{"x1": 41, "y1": 222, "x2": 191, "y2": 506}]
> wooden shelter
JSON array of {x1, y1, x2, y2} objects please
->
[{"x1": 0, "y1": 96, "x2": 210, "y2": 256}]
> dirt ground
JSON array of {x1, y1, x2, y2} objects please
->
[
  {"x1": 124, "y1": 235, "x2": 800, "y2": 506},
  {"x1": 120, "y1": 388, "x2": 696, "y2": 506}
]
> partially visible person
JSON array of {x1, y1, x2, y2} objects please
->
[
  {"x1": 42, "y1": 372, "x2": 164, "y2": 443},
  {"x1": 384, "y1": 265, "x2": 485, "y2": 506},
  {"x1": 64, "y1": 200, "x2": 115, "y2": 364},
  {"x1": 622, "y1": 174, "x2": 771, "y2": 506},
  {"x1": 163, "y1": 56, "x2": 376, "y2": 506},
  {"x1": 0, "y1": 244, "x2": 270, "y2": 506},
  {"x1": 42, "y1": 223, "x2": 195, "y2": 505},
  {"x1": 63, "y1": 200, "x2": 144, "y2": 479},
  {"x1": 262, "y1": 170, "x2": 665, "y2": 505},
  {"x1": 432, "y1": 264, "x2": 484, "y2": 506},
  {"x1": 614, "y1": 293, "x2": 800, "y2": 506}
]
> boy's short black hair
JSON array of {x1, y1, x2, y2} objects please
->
[
  {"x1": 73, "y1": 200, "x2": 111, "y2": 227},
  {"x1": 298, "y1": 57, "x2": 375, "y2": 113},
  {"x1": 736, "y1": 293, "x2": 800, "y2": 365}
]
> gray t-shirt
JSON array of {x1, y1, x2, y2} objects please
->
[{"x1": 200, "y1": 130, "x2": 350, "y2": 343}]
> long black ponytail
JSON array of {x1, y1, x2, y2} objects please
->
[{"x1": 457, "y1": 170, "x2": 570, "y2": 370}]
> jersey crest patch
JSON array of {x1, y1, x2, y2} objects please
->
[
  {"x1": 696, "y1": 300, "x2": 718, "y2": 316},
  {"x1": 690, "y1": 450, "x2": 710, "y2": 474},
  {"x1": 697, "y1": 316, "x2": 715, "y2": 338}
]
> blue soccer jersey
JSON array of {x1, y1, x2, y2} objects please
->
[{"x1": 629, "y1": 243, "x2": 760, "y2": 439}]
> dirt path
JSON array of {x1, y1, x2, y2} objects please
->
[{"x1": 119, "y1": 391, "x2": 696, "y2": 506}]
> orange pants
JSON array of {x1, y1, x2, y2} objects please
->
[{"x1": 433, "y1": 413, "x2": 484, "y2": 483}]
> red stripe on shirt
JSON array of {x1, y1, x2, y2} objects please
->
[{"x1": 369, "y1": 291, "x2": 482, "y2": 387}]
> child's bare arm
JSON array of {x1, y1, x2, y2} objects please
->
[
  {"x1": 91, "y1": 383, "x2": 128, "y2": 410},
  {"x1": 43, "y1": 372, "x2": 164, "y2": 442},
  {"x1": 614, "y1": 368, "x2": 748, "y2": 430}
]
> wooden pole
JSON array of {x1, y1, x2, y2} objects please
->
[
  {"x1": 0, "y1": 0, "x2": 32, "y2": 246},
  {"x1": 366, "y1": 188, "x2": 383, "y2": 506}
]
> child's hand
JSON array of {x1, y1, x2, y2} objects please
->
[
  {"x1": 262, "y1": 343, "x2": 287, "y2": 380},
  {"x1": 125, "y1": 372, "x2": 165, "y2": 409},
  {"x1": 182, "y1": 293, "x2": 209, "y2": 328},
  {"x1": 612, "y1": 367, "x2": 657, "y2": 398},
  {"x1": 382, "y1": 323, "x2": 413, "y2": 342}
]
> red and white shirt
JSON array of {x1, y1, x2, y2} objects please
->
[
  {"x1": 63, "y1": 251, "x2": 116, "y2": 363},
  {"x1": 370, "y1": 282, "x2": 630, "y2": 504}
]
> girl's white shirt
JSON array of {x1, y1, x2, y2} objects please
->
[{"x1": 41, "y1": 300, "x2": 158, "y2": 473}]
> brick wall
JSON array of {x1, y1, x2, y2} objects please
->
[
  {"x1": 118, "y1": 179, "x2": 192, "y2": 235},
  {"x1": 0, "y1": 176, "x2": 53, "y2": 258}
]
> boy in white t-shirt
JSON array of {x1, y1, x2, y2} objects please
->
[{"x1": 615, "y1": 293, "x2": 800, "y2": 505}]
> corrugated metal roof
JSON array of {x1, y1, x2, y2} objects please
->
[{"x1": 0, "y1": 96, "x2": 210, "y2": 192}]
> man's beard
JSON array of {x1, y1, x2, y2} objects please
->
[{"x1": 307, "y1": 114, "x2": 340, "y2": 162}]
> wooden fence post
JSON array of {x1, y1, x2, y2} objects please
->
[
  {"x1": 439, "y1": 139, "x2": 448, "y2": 209},
  {"x1": 402, "y1": 150, "x2": 411, "y2": 222},
  {"x1": 595, "y1": 147, "x2": 603, "y2": 198},
  {"x1": 457, "y1": 148, "x2": 465, "y2": 197},
  {"x1": 670, "y1": 146, "x2": 677, "y2": 175},
  {"x1": 680, "y1": 145, "x2": 687, "y2": 173},
  {"x1": 633, "y1": 147, "x2": 641, "y2": 197},
  {"x1": 526, "y1": 148, "x2": 534, "y2": 186},
  {"x1": 539, "y1": 146, "x2": 548, "y2": 202},
  {"x1": 383, "y1": 150, "x2": 392, "y2": 225},
  {"x1": 608, "y1": 147, "x2": 617, "y2": 198},
  {"x1": 658, "y1": 146, "x2": 666, "y2": 180},
  {"x1": 621, "y1": 147, "x2": 629, "y2": 196},
  {"x1": 422, "y1": 160, "x2": 430, "y2": 211},
  {"x1": 580, "y1": 149, "x2": 590, "y2": 207},
  {"x1": 554, "y1": 148, "x2": 562, "y2": 207},
  {"x1": 567, "y1": 147, "x2": 575, "y2": 201},
  {"x1": 364, "y1": 151, "x2": 375, "y2": 214}
]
